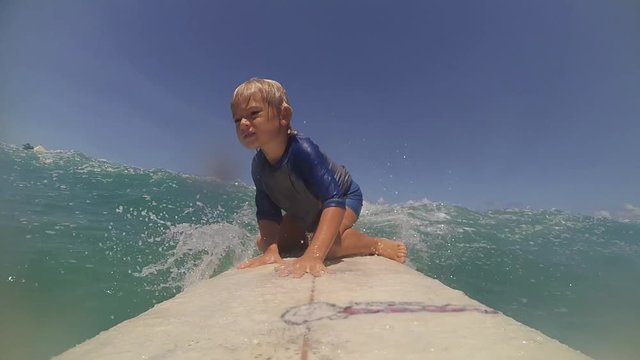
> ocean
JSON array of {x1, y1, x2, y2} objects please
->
[{"x1": 1, "y1": 142, "x2": 638, "y2": 360}]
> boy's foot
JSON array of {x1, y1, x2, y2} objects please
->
[{"x1": 375, "y1": 239, "x2": 408, "y2": 264}]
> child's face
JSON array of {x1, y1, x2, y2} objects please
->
[{"x1": 231, "y1": 94, "x2": 288, "y2": 150}]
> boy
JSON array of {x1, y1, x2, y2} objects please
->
[{"x1": 233, "y1": 78, "x2": 407, "y2": 278}]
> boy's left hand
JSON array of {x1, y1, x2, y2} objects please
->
[{"x1": 276, "y1": 256, "x2": 331, "y2": 278}]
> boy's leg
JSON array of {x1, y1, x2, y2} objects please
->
[
  {"x1": 257, "y1": 213, "x2": 309, "y2": 256},
  {"x1": 327, "y1": 208, "x2": 407, "y2": 263},
  {"x1": 278, "y1": 213, "x2": 309, "y2": 255}
]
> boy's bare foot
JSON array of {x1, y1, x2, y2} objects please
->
[{"x1": 374, "y1": 239, "x2": 408, "y2": 264}]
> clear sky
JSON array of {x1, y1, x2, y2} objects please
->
[{"x1": 1, "y1": 0, "x2": 639, "y2": 215}]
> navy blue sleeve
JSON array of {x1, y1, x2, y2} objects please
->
[
  {"x1": 251, "y1": 156, "x2": 283, "y2": 224},
  {"x1": 288, "y1": 138, "x2": 346, "y2": 210}
]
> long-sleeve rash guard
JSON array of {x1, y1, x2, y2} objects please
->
[{"x1": 251, "y1": 134, "x2": 352, "y2": 232}]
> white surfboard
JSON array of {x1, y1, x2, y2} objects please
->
[{"x1": 54, "y1": 257, "x2": 590, "y2": 359}]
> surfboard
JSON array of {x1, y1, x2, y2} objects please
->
[{"x1": 54, "y1": 256, "x2": 590, "y2": 359}]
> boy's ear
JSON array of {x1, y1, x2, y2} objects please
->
[{"x1": 280, "y1": 105, "x2": 292, "y2": 124}]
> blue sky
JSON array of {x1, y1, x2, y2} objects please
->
[{"x1": 1, "y1": 0, "x2": 639, "y2": 214}]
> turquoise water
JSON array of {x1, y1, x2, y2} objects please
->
[{"x1": 1, "y1": 142, "x2": 638, "y2": 359}]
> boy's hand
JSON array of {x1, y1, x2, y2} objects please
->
[
  {"x1": 276, "y1": 256, "x2": 332, "y2": 278},
  {"x1": 237, "y1": 252, "x2": 285, "y2": 269}
]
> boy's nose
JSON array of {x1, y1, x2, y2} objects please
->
[{"x1": 239, "y1": 118, "x2": 250, "y2": 127}]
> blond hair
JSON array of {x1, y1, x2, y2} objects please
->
[{"x1": 231, "y1": 78, "x2": 296, "y2": 133}]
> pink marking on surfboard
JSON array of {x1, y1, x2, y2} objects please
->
[{"x1": 283, "y1": 301, "x2": 499, "y2": 326}]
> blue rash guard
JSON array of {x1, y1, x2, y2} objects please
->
[{"x1": 252, "y1": 134, "x2": 353, "y2": 232}]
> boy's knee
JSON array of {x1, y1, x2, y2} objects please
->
[{"x1": 339, "y1": 222, "x2": 355, "y2": 236}]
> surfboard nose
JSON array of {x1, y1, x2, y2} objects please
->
[{"x1": 53, "y1": 257, "x2": 591, "y2": 360}]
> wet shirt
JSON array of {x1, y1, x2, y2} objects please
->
[{"x1": 252, "y1": 134, "x2": 352, "y2": 231}]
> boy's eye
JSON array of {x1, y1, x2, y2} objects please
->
[{"x1": 250, "y1": 110, "x2": 260, "y2": 117}]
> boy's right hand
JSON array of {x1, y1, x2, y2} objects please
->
[{"x1": 237, "y1": 251, "x2": 285, "y2": 269}]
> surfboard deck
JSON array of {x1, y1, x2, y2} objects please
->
[{"x1": 54, "y1": 256, "x2": 590, "y2": 359}]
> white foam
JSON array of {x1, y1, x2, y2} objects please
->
[{"x1": 137, "y1": 221, "x2": 256, "y2": 290}]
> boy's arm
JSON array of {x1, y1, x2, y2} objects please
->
[
  {"x1": 304, "y1": 207, "x2": 344, "y2": 260},
  {"x1": 278, "y1": 137, "x2": 348, "y2": 277}
]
